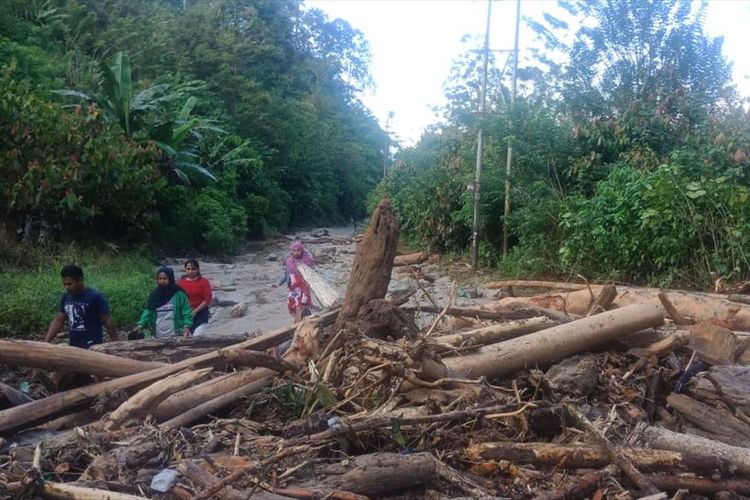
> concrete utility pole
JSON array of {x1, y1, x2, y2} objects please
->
[
  {"x1": 502, "y1": 0, "x2": 521, "y2": 258},
  {"x1": 383, "y1": 111, "x2": 394, "y2": 179},
  {"x1": 471, "y1": 0, "x2": 492, "y2": 270}
]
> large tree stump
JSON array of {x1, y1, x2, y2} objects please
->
[{"x1": 333, "y1": 198, "x2": 399, "y2": 335}]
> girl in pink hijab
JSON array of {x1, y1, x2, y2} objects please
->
[{"x1": 274, "y1": 241, "x2": 315, "y2": 321}]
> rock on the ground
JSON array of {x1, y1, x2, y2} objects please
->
[
  {"x1": 266, "y1": 253, "x2": 278, "y2": 262},
  {"x1": 545, "y1": 354, "x2": 599, "y2": 397},
  {"x1": 231, "y1": 302, "x2": 248, "y2": 318}
]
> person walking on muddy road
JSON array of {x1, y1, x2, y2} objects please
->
[
  {"x1": 273, "y1": 241, "x2": 315, "y2": 322},
  {"x1": 135, "y1": 266, "x2": 193, "y2": 338},
  {"x1": 179, "y1": 259, "x2": 213, "y2": 336},
  {"x1": 44, "y1": 264, "x2": 119, "y2": 348}
]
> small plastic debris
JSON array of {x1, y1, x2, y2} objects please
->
[{"x1": 150, "y1": 469, "x2": 179, "y2": 493}]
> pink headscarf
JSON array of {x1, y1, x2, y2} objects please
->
[{"x1": 285, "y1": 241, "x2": 314, "y2": 274}]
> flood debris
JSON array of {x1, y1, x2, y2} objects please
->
[{"x1": 5, "y1": 210, "x2": 750, "y2": 498}]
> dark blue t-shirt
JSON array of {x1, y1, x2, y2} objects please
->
[{"x1": 58, "y1": 287, "x2": 111, "y2": 349}]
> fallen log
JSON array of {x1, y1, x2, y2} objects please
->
[
  {"x1": 333, "y1": 198, "x2": 399, "y2": 334},
  {"x1": 90, "y1": 332, "x2": 261, "y2": 363},
  {"x1": 104, "y1": 368, "x2": 213, "y2": 430},
  {"x1": 587, "y1": 284, "x2": 617, "y2": 316},
  {"x1": 466, "y1": 441, "x2": 730, "y2": 475},
  {"x1": 498, "y1": 285, "x2": 750, "y2": 330},
  {"x1": 153, "y1": 368, "x2": 276, "y2": 422},
  {"x1": 0, "y1": 312, "x2": 335, "y2": 435},
  {"x1": 433, "y1": 317, "x2": 557, "y2": 349},
  {"x1": 483, "y1": 280, "x2": 587, "y2": 291},
  {"x1": 666, "y1": 393, "x2": 750, "y2": 445},
  {"x1": 689, "y1": 323, "x2": 746, "y2": 365},
  {"x1": 42, "y1": 481, "x2": 146, "y2": 499},
  {"x1": 642, "y1": 425, "x2": 750, "y2": 475},
  {"x1": 707, "y1": 365, "x2": 750, "y2": 414},
  {"x1": 403, "y1": 304, "x2": 566, "y2": 322},
  {"x1": 658, "y1": 291, "x2": 693, "y2": 325},
  {"x1": 0, "y1": 340, "x2": 163, "y2": 377},
  {"x1": 443, "y1": 304, "x2": 664, "y2": 380},
  {"x1": 645, "y1": 475, "x2": 750, "y2": 495},
  {"x1": 0, "y1": 382, "x2": 33, "y2": 409},
  {"x1": 219, "y1": 349, "x2": 297, "y2": 373},
  {"x1": 729, "y1": 293, "x2": 750, "y2": 305},
  {"x1": 393, "y1": 251, "x2": 429, "y2": 267},
  {"x1": 294, "y1": 452, "x2": 436, "y2": 497},
  {"x1": 160, "y1": 376, "x2": 273, "y2": 431}
]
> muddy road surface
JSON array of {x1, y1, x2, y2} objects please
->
[{"x1": 167, "y1": 225, "x2": 499, "y2": 336}]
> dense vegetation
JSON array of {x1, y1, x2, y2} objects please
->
[
  {"x1": 378, "y1": 0, "x2": 750, "y2": 288},
  {"x1": 1, "y1": 0, "x2": 385, "y2": 256}
]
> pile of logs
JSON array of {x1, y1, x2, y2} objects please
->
[{"x1": 3, "y1": 200, "x2": 750, "y2": 499}]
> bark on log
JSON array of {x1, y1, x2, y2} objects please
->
[
  {"x1": 0, "y1": 382, "x2": 33, "y2": 409},
  {"x1": 443, "y1": 304, "x2": 664, "y2": 380},
  {"x1": 0, "y1": 313, "x2": 322, "y2": 435},
  {"x1": 433, "y1": 317, "x2": 557, "y2": 349},
  {"x1": 104, "y1": 368, "x2": 213, "y2": 430},
  {"x1": 333, "y1": 198, "x2": 399, "y2": 335},
  {"x1": 393, "y1": 251, "x2": 429, "y2": 267},
  {"x1": 729, "y1": 294, "x2": 750, "y2": 305},
  {"x1": 0, "y1": 340, "x2": 163, "y2": 377},
  {"x1": 666, "y1": 393, "x2": 750, "y2": 445},
  {"x1": 707, "y1": 365, "x2": 750, "y2": 415},
  {"x1": 484, "y1": 280, "x2": 587, "y2": 291},
  {"x1": 90, "y1": 333, "x2": 261, "y2": 363},
  {"x1": 466, "y1": 442, "x2": 730, "y2": 475},
  {"x1": 642, "y1": 425, "x2": 750, "y2": 475},
  {"x1": 296, "y1": 452, "x2": 436, "y2": 497},
  {"x1": 499, "y1": 285, "x2": 750, "y2": 330},
  {"x1": 404, "y1": 304, "x2": 563, "y2": 321},
  {"x1": 219, "y1": 348, "x2": 297, "y2": 373}
]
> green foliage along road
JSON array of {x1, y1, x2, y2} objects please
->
[
  {"x1": 378, "y1": 0, "x2": 750, "y2": 288},
  {"x1": 1, "y1": 0, "x2": 385, "y2": 255}
]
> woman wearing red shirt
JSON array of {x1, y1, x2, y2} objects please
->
[{"x1": 178, "y1": 259, "x2": 213, "y2": 335}]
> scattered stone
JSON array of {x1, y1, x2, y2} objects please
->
[
  {"x1": 211, "y1": 295, "x2": 239, "y2": 308},
  {"x1": 320, "y1": 246, "x2": 337, "y2": 255},
  {"x1": 493, "y1": 287, "x2": 513, "y2": 300},
  {"x1": 266, "y1": 253, "x2": 278, "y2": 262},
  {"x1": 545, "y1": 354, "x2": 599, "y2": 397},
  {"x1": 231, "y1": 303, "x2": 248, "y2": 318}
]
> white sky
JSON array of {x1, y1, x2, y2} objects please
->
[{"x1": 307, "y1": 0, "x2": 750, "y2": 146}]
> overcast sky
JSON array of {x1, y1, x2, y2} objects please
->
[{"x1": 307, "y1": 0, "x2": 750, "y2": 146}]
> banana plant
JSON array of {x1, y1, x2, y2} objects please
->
[
  {"x1": 149, "y1": 96, "x2": 224, "y2": 183},
  {"x1": 53, "y1": 51, "x2": 180, "y2": 138},
  {"x1": 54, "y1": 51, "x2": 218, "y2": 183}
]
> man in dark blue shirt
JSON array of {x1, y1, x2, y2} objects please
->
[{"x1": 44, "y1": 264, "x2": 119, "y2": 348}]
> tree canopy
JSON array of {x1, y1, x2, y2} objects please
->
[
  {"x1": 0, "y1": 0, "x2": 386, "y2": 254},
  {"x1": 379, "y1": 0, "x2": 750, "y2": 287}
]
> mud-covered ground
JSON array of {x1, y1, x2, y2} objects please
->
[{"x1": 166, "y1": 225, "x2": 500, "y2": 336}]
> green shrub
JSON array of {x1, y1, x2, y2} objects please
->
[
  {"x1": 559, "y1": 164, "x2": 750, "y2": 286},
  {"x1": 0, "y1": 247, "x2": 153, "y2": 337}
]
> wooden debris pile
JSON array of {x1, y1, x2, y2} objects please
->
[{"x1": 4, "y1": 201, "x2": 750, "y2": 498}]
